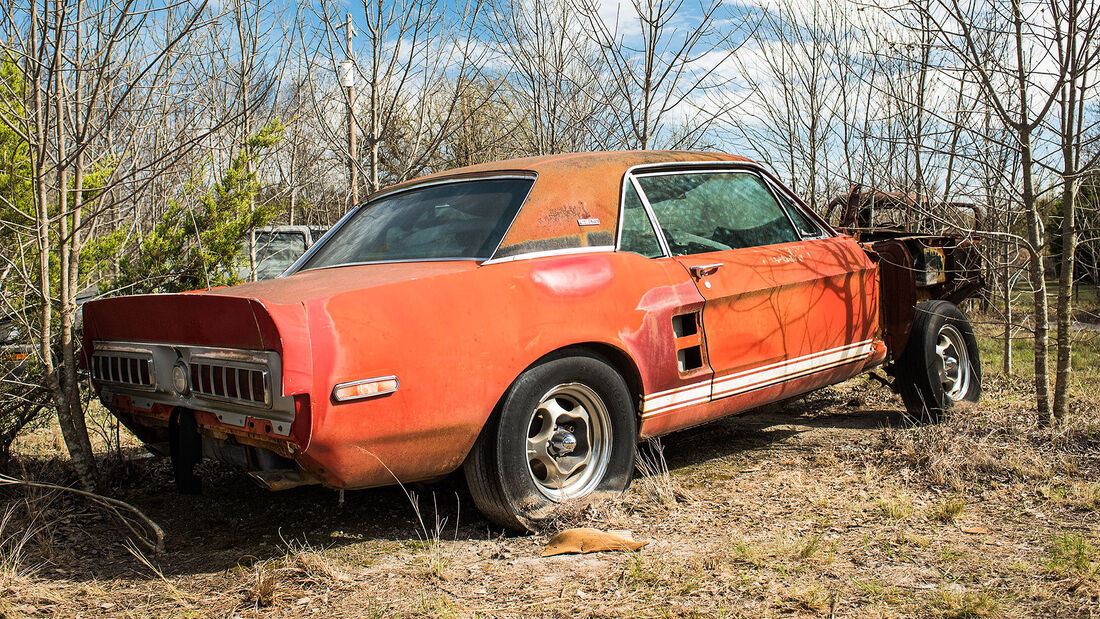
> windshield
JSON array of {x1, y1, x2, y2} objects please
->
[{"x1": 300, "y1": 177, "x2": 533, "y2": 270}]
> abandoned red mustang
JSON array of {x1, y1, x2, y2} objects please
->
[{"x1": 83, "y1": 151, "x2": 983, "y2": 530}]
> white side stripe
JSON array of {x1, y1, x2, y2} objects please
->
[
  {"x1": 642, "y1": 383, "x2": 711, "y2": 415},
  {"x1": 641, "y1": 340, "x2": 873, "y2": 417},
  {"x1": 646, "y1": 380, "x2": 712, "y2": 399},
  {"x1": 711, "y1": 340, "x2": 873, "y2": 398}
]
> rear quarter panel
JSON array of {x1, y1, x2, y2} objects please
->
[{"x1": 298, "y1": 252, "x2": 705, "y2": 488}]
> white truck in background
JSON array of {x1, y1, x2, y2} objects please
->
[{"x1": 240, "y1": 225, "x2": 328, "y2": 282}]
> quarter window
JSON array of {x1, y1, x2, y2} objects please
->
[
  {"x1": 619, "y1": 182, "x2": 664, "y2": 258},
  {"x1": 774, "y1": 188, "x2": 823, "y2": 238},
  {"x1": 635, "y1": 172, "x2": 800, "y2": 256}
]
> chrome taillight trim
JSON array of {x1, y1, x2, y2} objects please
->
[
  {"x1": 189, "y1": 357, "x2": 272, "y2": 408},
  {"x1": 90, "y1": 340, "x2": 291, "y2": 435},
  {"x1": 91, "y1": 347, "x2": 156, "y2": 392}
]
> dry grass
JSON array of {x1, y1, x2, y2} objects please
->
[
  {"x1": 1041, "y1": 481, "x2": 1100, "y2": 511},
  {"x1": 2, "y1": 332, "x2": 1099, "y2": 617},
  {"x1": 876, "y1": 495, "x2": 914, "y2": 520},
  {"x1": 633, "y1": 438, "x2": 684, "y2": 508},
  {"x1": 876, "y1": 375, "x2": 1100, "y2": 490},
  {"x1": 535, "y1": 438, "x2": 696, "y2": 533},
  {"x1": 0, "y1": 503, "x2": 39, "y2": 589},
  {"x1": 229, "y1": 537, "x2": 351, "y2": 611},
  {"x1": 1048, "y1": 533, "x2": 1099, "y2": 580},
  {"x1": 405, "y1": 491, "x2": 456, "y2": 579},
  {"x1": 929, "y1": 496, "x2": 967, "y2": 523},
  {"x1": 933, "y1": 589, "x2": 1000, "y2": 618}
]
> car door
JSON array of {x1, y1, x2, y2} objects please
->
[{"x1": 632, "y1": 168, "x2": 878, "y2": 414}]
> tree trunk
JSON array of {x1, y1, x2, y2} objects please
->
[
  {"x1": 1002, "y1": 207, "x2": 1013, "y2": 375},
  {"x1": 1052, "y1": 0, "x2": 1090, "y2": 421},
  {"x1": 1053, "y1": 174, "x2": 1077, "y2": 420},
  {"x1": 48, "y1": 9, "x2": 97, "y2": 487},
  {"x1": 1021, "y1": 143, "x2": 1051, "y2": 420}
]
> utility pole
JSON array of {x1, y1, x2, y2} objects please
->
[{"x1": 340, "y1": 13, "x2": 358, "y2": 207}]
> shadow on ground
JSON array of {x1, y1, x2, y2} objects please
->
[{"x1": 13, "y1": 385, "x2": 909, "y2": 582}]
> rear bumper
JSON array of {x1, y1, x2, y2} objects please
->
[
  {"x1": 105, "y1": 395, "x2": 303, "y2": 460},
  {"x1": 103, "y1": 388, "x2": 476, "y2": 492}
]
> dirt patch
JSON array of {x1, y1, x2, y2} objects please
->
[{"x1": 2, "y1": 374, "x2": 1099, "y2": 617}]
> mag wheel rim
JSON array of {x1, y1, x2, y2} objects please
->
[
  {"x1": 525, "y1": 383, "x2": 612, "y2": 501},
  {"x1": 936, "y1": 324, "x2": 970, "y2": 401}
]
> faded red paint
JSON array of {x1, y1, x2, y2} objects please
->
[{"x1": 529, "y1": 254, "x2": 614, "y2": 297}]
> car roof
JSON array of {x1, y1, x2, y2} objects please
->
[{"x1": 374, "y1": 150, "x2": 755, "y2": 259}]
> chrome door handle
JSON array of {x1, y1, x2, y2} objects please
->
[{"x1": 690, "y1": 263, "x2": 723, "y2": 279}]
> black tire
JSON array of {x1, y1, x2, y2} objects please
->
[
  {"x1": 168, "y1": 408, "x2": 203, "y2": 494},
  {"x1": 464, "y1": 352, "x2": 637, "y2": 532},
  {"x1": 894, "y1": 300, "x2": 981, "y2": 423}
]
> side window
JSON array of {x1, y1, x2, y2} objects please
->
[
  {"x1": 775, "y1": 188, "x2": 824, "y2": 238},
  {"x1": 636, "y1": 172, "x2": 799, "y2": 256},
  {"x1": 619, "y1": 182, "x2": 664, "y2": 258}
]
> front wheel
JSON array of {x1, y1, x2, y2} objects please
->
[
  {"x1": 464, "y1": 353, "x2": 637, "y2": 532},
  {"x1": 894, "y1": 300, "x2": 982, "y2": 423}
]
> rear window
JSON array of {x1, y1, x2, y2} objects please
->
[{"x1": 300, "y1": 178, "x2": 533, "y2": 269}]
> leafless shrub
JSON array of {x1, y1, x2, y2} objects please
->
[
  {"x1": 0, "y1": 474, "x2": 164, "y2": 554},
  {"x1": 0, "y1": 366, "x2": 52, "y2": 474}
]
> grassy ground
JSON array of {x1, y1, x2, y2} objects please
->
[{"x1": 1, "y1": 324, "x2": 1099, "y2": 617}]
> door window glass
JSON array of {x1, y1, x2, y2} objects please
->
[
  {"x1": 619, "y1": 182, "x2": 664, "y2": 258},
  {"x1": 636, "y1": 172, "x2": 799, "y2": 255}
]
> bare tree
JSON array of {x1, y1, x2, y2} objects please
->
[
  {"x1": 0, "y1": 0, "x2": 263, "y2": 488},
  {"x1": 482, "y1": 0, "x2": 609, "y2": 155},
  {"x1": 1050, "y1": 0, "x2": 1100, "y2": 420},
  {"x1": 732, "y1": 0, "x2": 856, "y2": 210},
  {"x1": 311, "y1": 0, "x2": 488, "y2": 201},
  {"x1": 575, "y1": 0, "x2": 752, "y2": 151},
  {"x1": 897, "y1": 0, "x2": 1080, "y2": 419}
]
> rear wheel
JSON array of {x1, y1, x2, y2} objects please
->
[
  {"x1": 894, "y1": 300, "x2": 981, "y2": 423},
  {"x1": 464, "y1": 353, "x2": 636, "y2": 532}
]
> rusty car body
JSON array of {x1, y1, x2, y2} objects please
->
[{"x1": 83, "y1": 151, "x2": 983, "y2": 530}]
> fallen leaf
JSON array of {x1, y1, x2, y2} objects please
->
[
  {"x1": 541, "y1": 528, "x2": 648, "y2": 557},
  {"x1": 961, "y1": 527, "x2": 988, "y2": 535}
]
